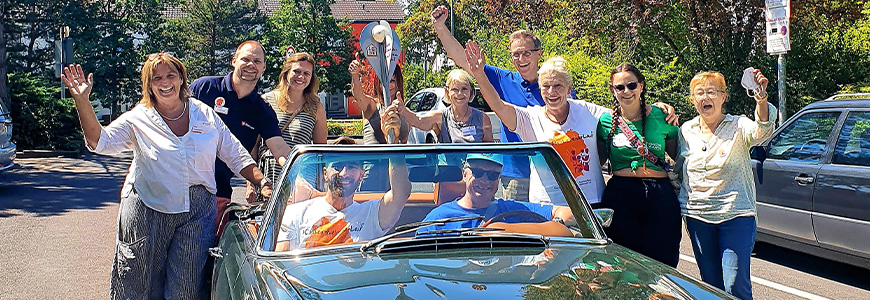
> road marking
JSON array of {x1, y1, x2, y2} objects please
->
[{"x1": 679, "y1": 254, "x2": 831, "y2": 300}]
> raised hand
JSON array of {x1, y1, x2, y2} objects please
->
[
  {"x1": 754, "y1": 69, "x2": 769, "y2": 100},
  {"x1": 348, "y1": 53, "x2": 364, "y2": 76},
  {"x1": 464, "y1": 40, "x2": 486, "y2": 74},
  {"x1": 60, "y1": 64, "x2": 94, "y2": 103},
  {"x1": 430, "y1": 6, "x2": 449, "y2": 26}
]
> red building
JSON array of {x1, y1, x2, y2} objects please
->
[{"x1": 330, "y1": 0, "x2": 405, "y2": 117}]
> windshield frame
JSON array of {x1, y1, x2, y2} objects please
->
[{"x1": 256, "y1": 143, "x2": 608, "y2": 256}]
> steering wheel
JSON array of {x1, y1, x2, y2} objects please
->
[{"x1": 484, "y1": 210, "x2": 549, "y2": 225}]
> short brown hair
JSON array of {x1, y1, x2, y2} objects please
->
[
  {"x1": 508, "y1": 30, "x2": 542, "y2": 50},
  {"x1": 234, "y1": 40, "x2": 265, "y2": 58},
  {"x1": 140, "y1": 53, "x2": 190, "y2": 107}
]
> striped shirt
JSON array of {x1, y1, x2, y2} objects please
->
[{"x1": 259, "y1": 91, "x2": 317, "y2": 182}]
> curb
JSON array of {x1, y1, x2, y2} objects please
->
[{"x1": 16, "y1": 150, "x2": 82, "y2": 159}]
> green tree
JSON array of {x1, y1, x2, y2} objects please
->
[
  {"x1": 167, "y1": 0, "x2": 263, "y2": 79},
  {"x1": 263, "y1": 0, "x2": 356, "y2": 93},
  {"x1": 9, "y1": 72, "x2": 82, "y2": 151}
]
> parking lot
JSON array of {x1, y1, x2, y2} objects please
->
[{"x1": 0, "y1": 152, "x2": 868, "y2": 299}]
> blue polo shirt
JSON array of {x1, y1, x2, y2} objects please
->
[
  {"x1": 483, "y1": 65, "x2": 577, "y2": 178},
  {"x1": 189, "y1": 73, "x2": 281, "y2": 198},
  {"x1": 418, "y1": 199, "x2": 553, "y2": 233}
]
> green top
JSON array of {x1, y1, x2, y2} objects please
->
[{"x1": 597, "y1": 106, "x2": 679, "y2": 172}]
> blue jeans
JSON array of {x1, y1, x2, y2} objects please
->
[{"x1": 685, "y1": 216, "x2": 756, "y2": 300}]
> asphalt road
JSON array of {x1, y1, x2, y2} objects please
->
[{"x1": 1, "y1": 152, "x2": 868, "y2": 299}]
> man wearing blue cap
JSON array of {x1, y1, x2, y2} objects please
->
[{"x1": 420, "y1": 153, "x2": 575, "y2": 232}]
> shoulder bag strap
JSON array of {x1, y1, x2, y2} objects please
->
[{"x1": 613, "y1": 116, "x2": 670, "y2": 170}]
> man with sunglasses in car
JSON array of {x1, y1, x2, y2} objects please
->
[
  {"x1": 275, "y1": 156, "x2": 411, "y2": 251},
  {"x1": 419, "y1": 153, "x2": 575, "y2": 235}
]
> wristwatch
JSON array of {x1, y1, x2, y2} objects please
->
[{"x1": 258, "y1": 177, "x2": 272, "y2": 188}]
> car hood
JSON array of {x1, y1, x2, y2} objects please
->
[{"x1": 261, "y1": 242, "x2": 732, "y2": 300}]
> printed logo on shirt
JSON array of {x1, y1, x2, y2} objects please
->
[
  {"x1": 241, "y1": 121, "x2": 255, "y2": 130},
  {"x1": 719, "y1": 149, "x2": 727, "y2": 157},
  {"x1": 304, "y1": 217, "x2": 355, "y2": 248},
  {"x1": 548, "y1": 130, "x2": 591, "y2": 177},
  {"x1": 215, "y1": 97, "x2": 226, "y2": 107}
]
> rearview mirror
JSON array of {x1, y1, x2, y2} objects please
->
[{"x1": 593, "y1": 208, "x2": 614, "y2": 228}]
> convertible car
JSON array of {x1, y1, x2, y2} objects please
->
[{"x1": 211, "y1": 143, "x2": 733, "y2": 299}]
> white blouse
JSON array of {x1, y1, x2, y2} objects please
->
[
  {"x1": 676, "y1": 103, "x2": 777, "y2": 223},
  {"x1": 89, "y1": 98, "x2": 255, "y2": 214}
]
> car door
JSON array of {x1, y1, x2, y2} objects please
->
[
  {"x1": 813, "y1": 110, "x2": 870, "y2": 258},
  {"x1": 754, "y1": 110, "x2": 842, "y2": 244}
]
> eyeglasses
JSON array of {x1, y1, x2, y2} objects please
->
[
  {"x1": 469, "y1": 167, "x2": 500, "y2": 181},
  {"x1": 694, "y1": 89, "x2": 725, "y2": 98},
  {"x1": 510, "y1": 49, "x2": 541, "y2": 60},
  {"x1": 611, "y1": 81, "x2": 639, "y2": 92}
]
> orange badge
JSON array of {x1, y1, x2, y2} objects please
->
[{"x1": 215, "y1": 97, "x2": 226, "y2": 107}]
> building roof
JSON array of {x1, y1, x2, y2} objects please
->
[
  {"x1": 330, "y1": 0, "x2": 405, "y2": 23},
  {"x1": 161, "y1": 0, "x2": 405, "y2": 22}
]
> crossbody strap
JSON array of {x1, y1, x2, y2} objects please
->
[{"x1": 613, "y1": 116, "x2": 670, "y2": 171}]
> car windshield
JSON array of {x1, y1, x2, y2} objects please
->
[{"x1": 260, "y1": 145, "x2": 602, "y2": 252}]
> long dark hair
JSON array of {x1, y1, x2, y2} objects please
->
[{"x1": 608, "y1": 64, "x2": 648, "y2": 153}]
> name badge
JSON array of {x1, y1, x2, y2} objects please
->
[
  {"x1": 214, "y1": 106, "x2": 229, "y2": 114},
  {"x1": 461, "y1": 126, "x2": 476, "y2": 136},
  {"x1": 191, "y1": 121, "x2": 210, "y2": 134}
]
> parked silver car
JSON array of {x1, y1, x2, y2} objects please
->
[
  {"x1": 404, "y1": 87, "x2": 502, "y2": 143},
  {"x1": 750, "y1": 93, "x2": 870, "y2": 268},
  {"x1": 0, "y1": 101, "x2": 16, "y2": 171}
]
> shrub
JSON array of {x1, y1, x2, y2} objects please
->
[{"x1": 9, "y1": 73, "x2": 84, "y2": 151}]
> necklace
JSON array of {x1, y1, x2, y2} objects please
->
[
  {"x1": 157, "y1": 100, "x2": 187, "y2": 121},
  {"x1": 545, "y1": 108, "x2": 568, "y2": 125},
  {"x1": 451, "y1": 106, "x2": 471, "y2": 124}
]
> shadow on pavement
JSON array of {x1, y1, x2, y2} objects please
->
[
  {"x1": 0, "y1": 152, "x2": 131, "y2": 218},
  {"x1": 753, "y1": 242, "x2": 870, "y2": 291}
]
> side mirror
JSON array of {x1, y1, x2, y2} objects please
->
[
  {"x1": 593, "y1": 208, "x2": 614, "y2": 228},
  {"x1": 750, "y1": 145, "x2": 767, "y2": 162}
]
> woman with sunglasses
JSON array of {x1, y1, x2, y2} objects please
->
[
  {"x1": 596, "y1": 64, "x2": 680, "y2": 268},
  {"x1": 395, "y1": 69, "x2": 494, "y2": 143},
  {"x1": 675, "y1": 70, "x2": 776, "y2": 299},
  {"x1": 61, "y1": 54, "x2": 271, "y2": 299}
]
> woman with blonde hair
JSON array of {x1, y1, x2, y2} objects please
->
[
  {"x1": 396, "y1": 69, "x2": 493, "y2": 143},
  {"x1": 248, "y1": 53, "x2": 327, "y2": 201},
  {"x1": 464, "y1": 41, "x2": 610, "y2": 205},
  {"x1": 61, "y1": 53, "x2": 270, "y2": 299},
  {"x1": 676, "y1": 70, "x2": 776, "y2": 299}
]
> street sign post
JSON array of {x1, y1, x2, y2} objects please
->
[
  {"x1": 359, "y1": 20, "x2": 401, "y2": 143},
  {"x1": 766, "y1": 0, "x2": 790, "y2": 125}
]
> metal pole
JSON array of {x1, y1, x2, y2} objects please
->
[
  {"x1": 449, "y1": 0, "x2": 454, "y2": 34},
  {"x1": 777, "y1": 54, "x2": 786, "y2": 125},
  {"x1": 60, "y1": 26, "x2": 64, "y2": 102}
]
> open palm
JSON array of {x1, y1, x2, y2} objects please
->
[
  {"x1": 464, "y1": 40, "x2": 486, "y2": 74},
  {"x1": 60, "y1": 64, "x2": 94, "y2": 102}
]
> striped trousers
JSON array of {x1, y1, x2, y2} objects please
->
[{"x1": 111, "y1": 185, "x2": 216, "y2": 300}]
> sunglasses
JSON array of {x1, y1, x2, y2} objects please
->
[
  {"x1": 611, "y1": 81, "x2": 639, "y2": 92},
  {"x1": 469, "y1": 167, "x2": 500, "y2": 180},
  {"x1": 329, "y1": 162, "x2": 362, "y2": 171}
]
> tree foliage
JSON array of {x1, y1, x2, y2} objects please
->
[
  {"x1": 167, "y1": 0, "x2": 263, "y2": 79},
  {"x1": 9, "y1": 73, "x2": 82, "y2": 151},
  {"x1": 262, "y1": 0, "x2": 356, "y2": 93}
]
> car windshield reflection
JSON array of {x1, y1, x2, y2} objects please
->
[{"x1": 262, "y1": 145, "x2": 601, "y2": 253}]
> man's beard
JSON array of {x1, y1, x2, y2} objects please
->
[{"x1": 327, "y1": 175, "x2": 357, "y2": 198}]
